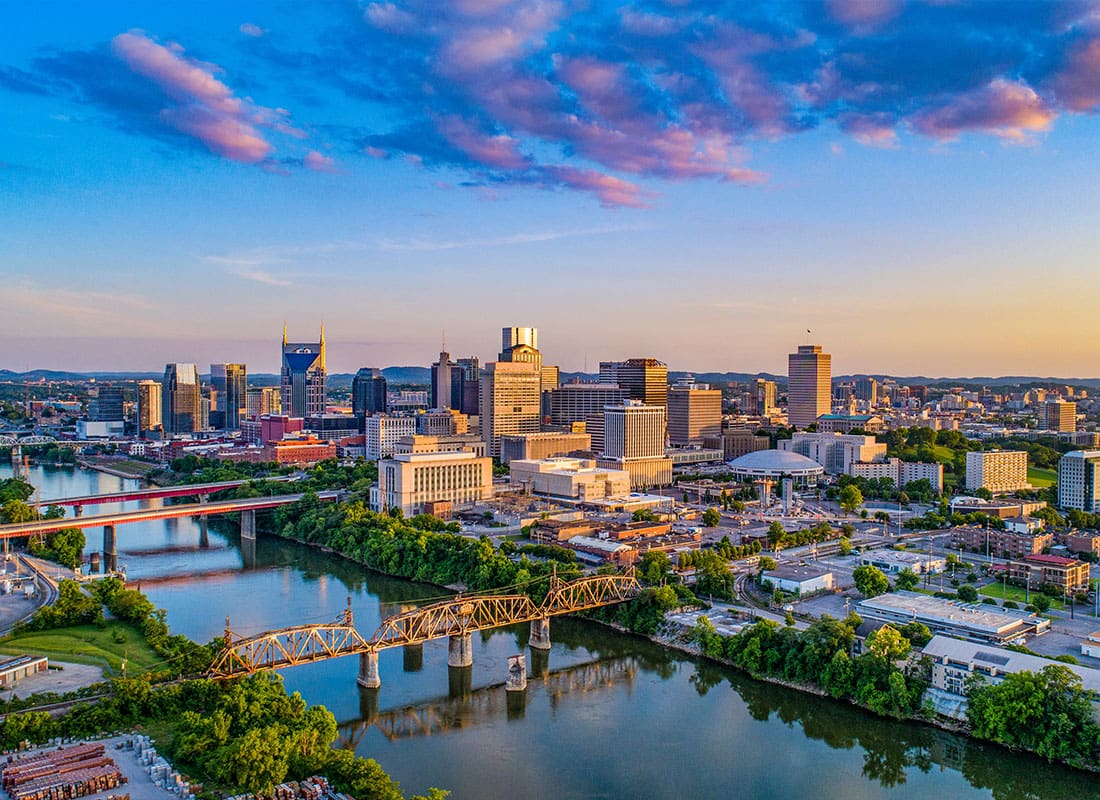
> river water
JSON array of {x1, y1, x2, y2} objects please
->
[{"x1": 5, "y1": 463, "x2": 1098, "y2": 799}]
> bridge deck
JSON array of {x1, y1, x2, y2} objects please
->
[{"x1": 48, "y1": 476, "x2": 298, "y2": 507}]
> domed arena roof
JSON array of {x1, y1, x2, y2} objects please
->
[{"x1": 726, "y1": 449, "x2": 824, "y2": 477}]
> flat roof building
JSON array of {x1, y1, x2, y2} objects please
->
[
  {"x1": 858, "y1": 590, "x2": 1049, "y2": 644},
  {"x1": 965, "y1": 450, "x2": 1029, "y2": 495},
  {"x1": 761, "y1": 565, "x2": 834, "y2": 596},
  {"x1": 509, "y1": 457, "x2": 631, "y2": 502},
  {"x1": 375, "y1": 450, "x2": 493, "y2": 517}
]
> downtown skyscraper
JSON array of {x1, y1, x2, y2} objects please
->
[{"x1": 281, "y1": 324, "x2": 326, "y2": 418}]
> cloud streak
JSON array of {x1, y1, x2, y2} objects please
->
[{"x1": 376, "y1": 223, "x2": 644, "y2": 252}]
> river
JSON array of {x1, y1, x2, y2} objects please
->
[{"x1": 4, "y1": 462, "x2": 1098, "y2": 800}]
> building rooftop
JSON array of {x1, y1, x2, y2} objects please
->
[
  {"x1": 1022, "y1": 553, "x2": 1080, "y2": 566},
  {"x1": 726, "y1": 449, "x2": 825, "y2": 475},
  {"x1": 762, "y1": 564, "x2": 832, "y2": 582},
  {"x1": 859, "y1": 591, "x2": 1041, "y2": 638},
  {"x1": 924, "y1": 635, "x2": 1100, "y2": 694}
]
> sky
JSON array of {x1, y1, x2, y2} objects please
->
[{"x1": 3, "y1": 0, "x2": 1100, "y2": 378}]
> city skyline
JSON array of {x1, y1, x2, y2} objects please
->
[{"x1": 5, "y1": 1, "x2": 1100, "y2": 374}]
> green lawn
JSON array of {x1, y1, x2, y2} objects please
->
[
  {"x1": 1027, "y1": 467, "x2": 1057, "y2": 488},
  {"x1": 0, "y1": 622, "x2": 161, "y2": 675},
  {"x1": 978, "y1": 581, "x2": 1064, "y2": 609}
]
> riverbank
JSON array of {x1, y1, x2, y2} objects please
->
[{"x1": 75, "y1": 457, "x2": 159, "y2": 481}]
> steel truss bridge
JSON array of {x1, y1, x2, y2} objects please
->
[
  {"x1": 0, "y1": 435, "x2": 57, "y2": 446},
  {"x1": 206, "y1": 573, "x2": 640, "y2": 684}
]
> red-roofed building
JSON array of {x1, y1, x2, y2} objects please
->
[{"x1": 1007, "y1": 554, "x2": 1090, "y2": 594}]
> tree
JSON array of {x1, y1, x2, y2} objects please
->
[
  {"x1": 893, "y1": 568, "x2": 920, "y2": 592},
  {"x1": 956, "y1": 584, "x2": 978, "y2": 603},
  {"x1": 864, "y1": 625, "x2": 911, "y2": 661},
  {"x1": 632, "y1": 508, "x2": 658, "y2": 523},
  {"x1": 1031, "y1": 593, "x2": 1051, "y2": 613},
  {"x1": 639, "y1": 550, "x2": 672, "y2": 585},
  {"x1": 853, "y1": 565, "x2": 890, "y2": 597},
  {"x1": 757, "y1": 555, "x2": 777, "y2": 572},
  {"x1": 838, "y1": 538, "x2": 852, "y2": 556},
  {"x1": 838, "y1": 484, "x2": 864, "y2": 515},
  {"x1": 702, "y1": 508, "x2": 720, "y2": 527},
  {"x1": 766, "y1": 521, "x2": 786, "y2": 550}
]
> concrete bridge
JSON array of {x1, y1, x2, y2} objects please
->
[
  {"x1": 207, "y1": 573, "x2": 641, "y2": 688},
  {"x1": 45, "y1": 476, "x2": 299, "y2": 513},
  {"x1": 0, "y1": 492, "x2": 339, "y2": 570}
]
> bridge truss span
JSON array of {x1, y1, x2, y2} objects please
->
[
  {"x1": 367, "y1": 594, "x2": 542, "y2": 650},
  {"x1": 542, "y1": 573, "x2": 640, "y2": 616}
]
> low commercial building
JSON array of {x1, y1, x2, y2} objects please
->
[
  {"x1": 1063, "y1": 531, "x2": 1100, "y2": 556},
  {"x1": 1082, "y1": 631, "x2": 1100, "y2": 659},
  {"x1": 374, "y1": 450, "x2": 493, "y2": 516},
  {"x1": 815, "y1": 413, "x2": 884, "y2": 434},
  {"x1": 509, "y1": 457, "x2": 631, "y2": 501},
  {"x1": 857, "y1": 590, "x2": 1049, "y2": 644},
  {"x1": 703, "y1": 428, "x2": 770, "y2": 460},
  {"x1": 761, "y1": 565, "x2": 834, "y2": 596},
  {"x1": 1005, "y1": 554, "x2": 1091, "y2": 594},
  {"x1": 726, "y1": 449, "x2": 824, "y2": 487},
  {"x1": 666, "y1": 448, "x2": 725, "y2": 467},
  {"x1": 0, "y1": 655, "x2": 48, "y2": 689},
  {"x1": 859, "y1": 550, "x2": 945, "y2": 575},
  {"x1": 780, "y1": 432, "x2": 887, "y2": 475},
  {"x1": 596, "y1": 455, "x2": 673, "y2": 490},
  {"x1": 924, "y1": 635, "x2": 1100, "y2": 719},
  {"x1": 265, "y1": 436, "x2": 337, "y2": 465},
  {"x1": 949, "y1": 496, "x2": 1047, "y2": 519},
  {"x1": 394, "y1": 433, "x2": 486, "y2": 457},
  {"x1": 948, "y1": 525, "x2": 1054, "y2": 559}
]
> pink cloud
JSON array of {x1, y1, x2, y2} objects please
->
[
  {"x1": 825, "y1": 0, "x2": 904, "y2": 32},
  {"x1": 436, "y1": 115, "x2": 529, "y2": 170},
  {"x1": 304, "y1": 150, "x2": 337, "y2": 172},
  {"x1": 111, "y1": 30, "x2": 282, "y2": 162},
  {"x1": 239, "y1": 23, "x2": 266, "y2": 38},
  {"x1": 911, "y1": 79, "x2": 1055, "y2": 141},
  {"x1": 1048, "y1": 35, "x2": 1100, "y2": 112},
  {"x1": 542, "y1": 166, "x2": 650, "y2": 208},
  {"x1": 364, "y1": 3, "x2": 418, "y2": 34},
  {"x1": 838, "y1": 112, "x2": 899, "y2": 147}
]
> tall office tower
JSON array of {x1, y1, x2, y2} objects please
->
[
  {"x1": 598, "y1": 400, "x2": 672, "y2": 488},
  {"x1": 245, "y1": 387, "x2": 282, "y2": 420},
  {"x1": 479, "y1": 361, "x2": 541, "y2": 458},
  {"x1": 541, "y1": 365, "x2": 561, "y2": 392},
  {"x1": 430, "y1": 349, "x2": 454, "y2": 409},
  {"x1": 162, "y1": 363, "x2": 201, "y2": 434},
  {"x1": 90, "y1": 387, "x2": 124, "y2": 422},
  {"x1": 1058, "y1": 450, "x2": 1100, "y2": 512},
  {"x1": 754, "y1": 378, "x2": 776, "y2": 416},
  {"x1": 210, "y1": 363, "x2": 247, "y2": 429},
  {"x1": 667, "y1": 379, "x2": 722, "y2": 446},
  {"x1": 854, "y1": 377, "x2": 878, "y2": 405},
  {"x1": 599, "y1": 358, "x2": 669, "y2": 408},
  {"x1": 281, "y1": 324, "x2": 327, "y2": 417},
  {"x1": 547, "y1": 384, "x2": 626, "y2": 426},
  {"x1": 352, "y1": 368, "x2": 388, "y2": 417},
  {"x1": 502, "y1": 326, "x2": 538, "y2": 352},
  {"x1": 455, "y1": 357, "x2": 480, "y2": 415},
  {"x1": 1043, "y1": 399, "x2": 1077, "y2": 432},
  {"x1": 137, "y1": 380, "x2": 162, "y2": 434},
  {"x1": 787, "y1": 344, "x2": 832, "y2": 429}
]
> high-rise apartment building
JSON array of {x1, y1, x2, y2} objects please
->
[
  {"x1": 667, "y1": 380, "x2": 722, "y2": 446},
  {"x1": 1043, "y1": 400, "x2": 1077, "y2": 432},
  {"x1": 597, "y1": 400, "x2": 672, "y2": 488},
  {"x1": 965, "y1": 451, "x2": 1029, "y2": 495},
  {"x1": 754, "y1": 378, "x2": 776, "y2": 416},
  {"x1": 599, "y1": 359, "x2": 668, "y2": 408},
  {"x1": 788, "y1": 344, "x2": 832, "y2": 428},
  {"x1": 137, "y1": 380, "x2": 162, "y2": 434},
  {"x1": 162, "y1": 363, "x2": 201, "y2": 434},
  {"x1": 364, "y1": 415, "x2": 417, "y2": 460},
  {"x1": 479, "y1": 361, "x2": 541, "y2": 458},
  {"x1": 1058, "y1": 450, "x2": 1100, "y2": 513},
  {"x1": 246, "y1": 387, "x2": 282, "y2": 420},
  {"x1": 352, "y1": 368, "x2": 388, "y2": 419},
  {"x1": 281, "y1": 324, "x2": 326, "y2": 417},
  {"x1": 211, "y1": 363, "x2": 247, "y2": 429}
]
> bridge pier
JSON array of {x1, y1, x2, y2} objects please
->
[
  {"x1": 506, "y1": 654, "x2": 527, "y2": 693},
  {"x1": 358, "y1": 651, "x2": 381, "y2": 689},
  {"x1": 529, "y1": 617, "x2": 551, "y2": 650},
  {"x1": 240, "y1": 534, "x2": 256, "y2": 569},
  {"x1": 448, "y1": 633, "x2": 473, "y2": 668},
  {"x1": 403, "y1": 643, "x2": 423, "y2": 672},
  {"x1": 199, "y1": 517, "x2": 209, "y2": 548},
  {"x1": 103, "y1": 525, "x2": 117, "y2": 572},
  {"x1": 240, "y1": 508, "x2": 256, "y2": 541},
  {"x1": 73, "y1": 505, "x2": 83, "y2": 517},
  {"x1": 448, "y1": 665, "x2": 472, "y2": 698}
]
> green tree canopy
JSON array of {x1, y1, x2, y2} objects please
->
[{"x1": 853, "y1": 565, "x2": 890, "y2": 597}]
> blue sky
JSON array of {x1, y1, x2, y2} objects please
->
[{"x1": 3, "y1": 1, "x2": 1100, "y2": 376}]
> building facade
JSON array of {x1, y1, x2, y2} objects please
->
[
  {"x1": 280, "y1": 324, "x2": 327, "y2": 417},
  {"x1": 479, "y1": 360, "x2": 541, "y2": 458},
  {"x1": 948, "y1": 525, "x2": 1054, "y2": 558},
  {"x1": 600, "y1": 358, "x2": 669, "y2": 408},
  {"x1": 500, "y1": 432, "x2": 592, "y2": 464},
  {"x1": 546, "y1": 384, "x2": 625, "y2": 426},
  {"x1": 137, "y1": 380, "x2": 162, "y2": 434},
  {"x1": 598, "y1": 400, "x2": 672, "y2": 489},
  {"x1": 245, "y1": 387, "x2": 282, "y2": 420},
  {"x1": 667, "y1": 380, "x2": 722, "y2": 446},
  {"x1": 162, "y1": 363, "x2": 202, "y2": 434},
  {"x1": 375, "y1": 451, "x2": 494, "y2": 516},
  {"x1": 787, "y1": 344, "x2": 831, "y2": 429},
  {"x1": 509, "y1": 457, "x2": 631, "y2": 501},
  {"x1": 364, "y1": 414, "x2": 417, "y2": 460},
  {"x1": 780, "y1": 432, "x2": 887, "y2": 475},
  {"x1": 210, "y1": 363, "x2": 247, "y2": 429},
  {"x1": 1058, "y1": 449, "x2": 1100, "y2": 512},
  {"x1": 1043, "y1": 399, "x2": 1077, "y2": 432},
  {"x1": 352, "y1": 368, "x2": 387, "y2": 419},
  {"x1": 965, "y1": 450, "x2": 1028, "y2": 494}
]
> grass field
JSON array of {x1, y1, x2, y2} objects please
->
[
  {"x1": 0, "y1": 622, "x2": 161, "y2": 675},
  {"x1": 1027, "y1": 467, "x2": 1057, "y2": 488},
  {"x1": 978, "y1": 581, "x2": 1064, "y2": 609}
]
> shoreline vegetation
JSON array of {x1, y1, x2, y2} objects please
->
[{"x1": 4, "y1": 459, "x2": 1099, "y2": 791}]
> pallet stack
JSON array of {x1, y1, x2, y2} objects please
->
[{"x1": 0, "y1": 742, "x2": 127, "y2": 800}]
